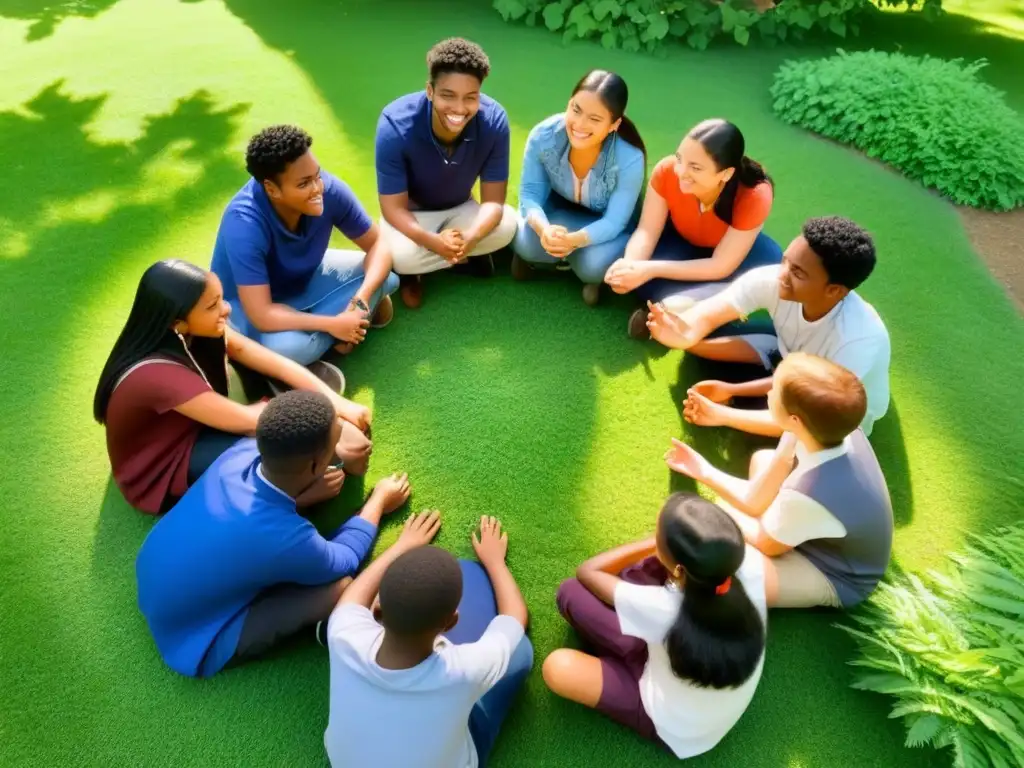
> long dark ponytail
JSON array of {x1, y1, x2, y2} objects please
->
[
  {"x1": 93, "y1": 259, "x2": 228, "y2": 423},
  {"x1": 660, "y1": 493, "x2": 765, "y2": 689},
  {"x1": 571, "y1": 69, "x2": 646, "y2": 161},
  {"x1": 687, "y1": 118, "x2": 771, "y2": 226}
]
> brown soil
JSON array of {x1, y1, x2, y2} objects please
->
[{"x1": 957, "y1": 207, "x2": 1024, "y2": 313}]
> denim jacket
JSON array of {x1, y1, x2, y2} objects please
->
[{"x1": 518, "y1": 113, "x2": 645, "y2": 246}]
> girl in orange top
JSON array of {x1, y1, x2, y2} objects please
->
[{"x1": 605, "y1": 119, "x2": 782, "y2": 338}]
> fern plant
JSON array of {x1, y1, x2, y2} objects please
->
[
  {"x1": 771, "y1": 50, "x2": 1024, "y2": 211},
  {"x1": 837, "y1": 525, "x2": 1024, "y2": 767}
]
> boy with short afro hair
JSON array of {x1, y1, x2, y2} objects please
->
[
  {"x1": 211, "y1": 123, "x2": 399, "y2": 372},
  {"x1": 664, "y1": 353, "x2": 894, "y2": 610},
  {"x1": 375, "y1": 37, "x2": 517, "y2": 309},
  {"x1": 647, "y1": 215, "x2": 891, "y2": 437},
  {"x1": 324, "y1": 515, "x2": 533, "y2": 767}
]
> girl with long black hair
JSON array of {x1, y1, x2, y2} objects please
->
[
  {"x1": 94, "y1": 259, "x2": 373, "y2": 515},
  {"x1": 512, "y1": 69, "x2": 647, "y2": 306},
  {"x1": 605, "y1": 118, "x2": 783, "y2": 338},
  {"x1": 543, "y1": 492, "x2": 767, "y2": 758}
]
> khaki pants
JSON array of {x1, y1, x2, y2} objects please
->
[
  {"x1": 381, "y1": 199, "x2": 518, "y2": 275},
  {"x1": 765, "y1": 550, "x2": 842, "y2": 609}
]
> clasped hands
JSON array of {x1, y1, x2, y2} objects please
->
[{"x1": 434, "y1": 227, "x2": 480, "y2": 264}]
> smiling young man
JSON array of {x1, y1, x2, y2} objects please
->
[
  {"x1": 375, "y1": 37, "x2": 517, "y2": 308},
  {"x1": 210, "y1": 125, "x2": 399, "y2": 369},
  {"x1": 646, "y1": 216, "x2": 891, "y2": 437}
]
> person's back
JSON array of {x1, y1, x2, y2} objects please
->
[{"x1": 325, "y1": 516, "x2": 532, "y2": 768}]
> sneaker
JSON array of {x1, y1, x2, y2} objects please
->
[
  {"x1": 627, "y1": 308, "x2": 650, "y2": 340},
  {"x1": 400, "y1": 275, "x2": 423, "y2": 309},
  {"x1": 582, "y1": 283, "x2": 601, "y2": 307},
  {"x1": 269, "y1": 360, "x2": 346, "y2": 397},
  {"x1": 510, "y1": 252, "x2": 533, "y2": 281},
  {"x1": 370, "y1": 294, "x2": 394, "y2": 328}
]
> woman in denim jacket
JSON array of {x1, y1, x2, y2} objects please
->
[{"x1": 512, "y1": 70, "x2": 646, "y2": 306}]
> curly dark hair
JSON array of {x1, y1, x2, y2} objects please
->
[
  {"x1": 256, "y1": 390, "x2": 335, "y2": 470},
  {"x1": 245, "y1": 124, "x2": 313, "y2": 182},
  {"x1": 802, "y1": 216, "x2": 877, "y2": 290},
  {"x1": 426, "y1": 37, "x2": 490, "y2": 85},
  {"x1": 379, "y1": 546, "x2": 463, "y2": 636}
]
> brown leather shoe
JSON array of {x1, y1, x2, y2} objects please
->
[
  {"x1": 400, "y1": 277, "x2": 422, "y2": 309},
  {"x1": 370, "y1": 295, "x2": 395, "y2": 328},
  {"x1": 627, "y1": 307, "x2": 650, "y2": 339}
]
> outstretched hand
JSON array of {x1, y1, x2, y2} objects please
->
[
  {"x1": 370, "y1": 472, "x2": 411, "y2": 515},
  {"x1": 472, "y1": 516, "x2": 509, "y2": 570},
  {"x1": 646, "y1": 301, "x2": 701, "y2": 349},
  {"x1": 396, "y1": 509, "x2": 442, "y2": 552},
  {"x1": 664, "y1": 438, "x2": 715, "y2": 483},
  {"x1": 683, "y1": 388, "x2": 727, "y2": 428}
]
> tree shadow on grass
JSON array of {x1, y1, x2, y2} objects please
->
[{"x1": 0, "y1": 0, "x2": 124, "y2": 41}]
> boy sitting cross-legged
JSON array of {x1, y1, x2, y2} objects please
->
[
  {"x1": 324, "y1": 514, "x2": 533, "y2": 768},
  {"x1": 664, "y1": 353, "x2": 894, "y2": 610}
]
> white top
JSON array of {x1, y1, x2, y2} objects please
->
[
  {"x1": 572, "y1": 169, "x2": 591, "y2": 205},
  {"x1": 323, "y1": 604, "x2": 525, "y2": 768},
  {"x1": 761, "y1": 434, "x2": 848, "y2": 547},
  {"x1": 723, "y1": 265, "x2": 891, "y2": 435},
  {"x1": 613, "y1": 545, "x2": 768, "y2": 758}
]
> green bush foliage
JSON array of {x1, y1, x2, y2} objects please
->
[
  {"x1": 492, "y1": 0, "x2": 942, "y2": 52},
  {"x1": 771, "y1": 51, "x2": 1024, "y2": 211},
  {"x1": 837, "y1": 525, "x2": 1024, "y2": 767}
]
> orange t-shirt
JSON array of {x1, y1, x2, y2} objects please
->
[{"x1": 650, "y1": 156, "x2": 773, "y2": 248}]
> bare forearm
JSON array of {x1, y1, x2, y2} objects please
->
[
  {"x1": 578, "y1": 537, "x2": 656, "y2": 577},
  {"x1": 721, "y1": 505, "x2": 763, "y2": 547},
  {"x1": 624, "y1": 229, "x2": 657, "y2": 261},
  {"x1": 357, "y1": 496, "x2": 386, "y2": 528},
  {"x1": 353, "y1": 244, "x2": 394, "y2": 305},
  {"x1": 729, "y1": 377, "x2": 774, "y2": 398},
  {"x1": 340, "y1": 544, "x2": 405, "y2": 608},
  {"x1": 483, "y1": 560, "x2": 529, "y2": 628},
  {"x1": 463, "y1": 202, "x2": 503, "y2": 243},
  {"x1": 384, "y1": 206, "x2": 437, "y2": 250},
  {"x1": 649, "y1": 256, "x2": 736, "y2": 283},
  {"x1": 717, "y1": 407, "x2": 784, "y2": 437}
]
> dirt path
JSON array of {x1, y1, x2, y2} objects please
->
[{"x1": 958, "y1": 207, "x2": 1024, "y2": 313}]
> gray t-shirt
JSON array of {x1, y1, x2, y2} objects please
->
[{"x1": 324, "y1": 604, "x2": 525, "y2": 768}]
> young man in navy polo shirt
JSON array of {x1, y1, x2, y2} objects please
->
[
  {"x1": 211, "y1": 125, "x2": 399, "y2": 367},
  {"x1": 376, "y1": 37, "x2": 517, "y2": 308}
]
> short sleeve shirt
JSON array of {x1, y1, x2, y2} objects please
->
[
  {"x1": 650, "y1": 157, "x2": 773, "y2": 248},
  {"x1": 210, "y1": 171, "x2": 372, "y2": 302},
  {"x1": 104, "y1": 358, "x2": 212, "y2": 514},
  {"x1": 324, "y1": 604, "x2": 525, "y2": 767},
  {"x1": 375, "y1": 91, "x2": 511, "y2": 211}
]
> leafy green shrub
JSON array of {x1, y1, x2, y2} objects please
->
[
  {"x1": 771, "y1": 51, "x2": 1024, "y2": 211},
  {"x1": 838, "y1": 525, "x2": 1024, "y2": 766},
  {"x1": 492, "y1": 0, "x2": 942, "y2": 52}
]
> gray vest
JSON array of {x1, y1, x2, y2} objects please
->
[{"x1": 790, "y1": 430, "x2": 894, "y2": 607}]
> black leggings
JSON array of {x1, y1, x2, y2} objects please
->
[{"x1": 187, "y1": 427, "x2": 244, "y2": 485}]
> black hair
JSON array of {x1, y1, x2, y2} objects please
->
[
  {"x1": 571, "y1": 69, "x2": 646, "y2": 159},
  {"x1": 687, "y1": 119, "x2": 771, "y2": 226},
  {"x1": 245, "y1": 124, "x2": 313, "y2": 183},
  {"x1": 802, "y1": 216, "x2": 877, "y2": 290},
  {"x1": 379, "y1": 546, "x2": 463, "y2": 636},
  {"x1": 255, "y1": 390, "x2": 336, "y2": 472},
  {"x1": 93, "y1": 260, "x2": 228, "y2": 424},
  {"x1": 426, "y1": 37, "x2": 490, "y2": 85},
  {"x1": 660, "y1": 493, "x2": 765, "y2": 689}
]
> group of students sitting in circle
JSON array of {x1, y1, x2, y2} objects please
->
[{"x1": 92, "y1": 36, "x2": 896, "y2": 766}]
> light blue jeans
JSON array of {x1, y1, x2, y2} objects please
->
[
  {"x1": 512, "y1": 197, "x2": 630, "y2": 285},
  {"x1": 228, "y1": 249, "x2": 399, "y2": 366}
]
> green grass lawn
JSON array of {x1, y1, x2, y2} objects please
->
[{"x1": 1, "y1": 1, "x2": 1022, "y2": 766}]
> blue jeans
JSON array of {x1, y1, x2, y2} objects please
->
[
  {"x1": 637, "y1": 226, "x2": 782, "y2": 337},
  {"x1": 512, "y1": 196, "x2": 630, "y2": 285},
  {"x1": 444, "y1": 560, "x2": 533, "y2": 768},
  {"x1": 228, "y1": 249, "x2": 400, "y2": 366}
]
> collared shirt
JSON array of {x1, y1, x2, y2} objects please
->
[
  {"x1": 135, "y1": 440, "x2": 378, "y2": 678},
  {"x1": 374, "y1": 91, "x2": 510, "y2": 211}
]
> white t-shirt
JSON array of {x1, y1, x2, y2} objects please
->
[
  {"x1": 323, "y1": 604, "x2": 525, "y2": 768},
  {"x1": 761, "y1": 435, "x2": 848, "y2": 547},
  {"x1": 724, "y1": 265, "x2": 891, "y2": 436},
  {"x1": 613, "y1": 545, "x2": 768, "y2": 759}
]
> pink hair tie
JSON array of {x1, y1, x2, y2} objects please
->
[{"x1": 715, "y1": 577, "x2": 732, "y2": 596}]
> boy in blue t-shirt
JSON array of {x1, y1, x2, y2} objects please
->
[
  {"x1": 135, "y1": 391, "x2": 412, "y2": 678},
  {"x1": 376, "y1": 37, "x2": 517, "y2": 309},
  {"x1": 211, "y1": 125, "x2": 399, "y2": 367}
]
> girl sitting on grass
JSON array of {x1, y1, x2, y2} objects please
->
[
  {"x1": 93, "y1": 259, "x2": 373, "y2": 515},
  {"x1": 543, "y1": 492, "x2": 767, "y2": 759}
]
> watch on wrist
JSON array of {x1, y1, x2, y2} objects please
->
[{"x1": 349, "y1": 297, "x2": 369, "y2": 313}]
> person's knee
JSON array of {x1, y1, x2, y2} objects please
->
[
  {"x1": 485, "y1": 205, "x2": 518, "y2": 251},
  {"x1": 508, "y1": 636, "x2": 535, "y2": 679},
  {"x1": 541, "y1": 649, "x2": 577, "y2": 694},
  {"x1": 380, "y1": 270, "x2": 400, "y2": 297},
  {"x1": 573, "y1": 247, "x2": 621, "y2": 284},
  {"x1": 261, "y1": 331, "x2": 324, "y2": 367},
  {"x1": 383, "y1": 225, "x2": 424, "y2": 275},
  {"x1": 555, "y1": 578, "x2": 585, "y2": 617},
  {"x1": 512, "y1": 219, "x2": 544, "y2": 263}
]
